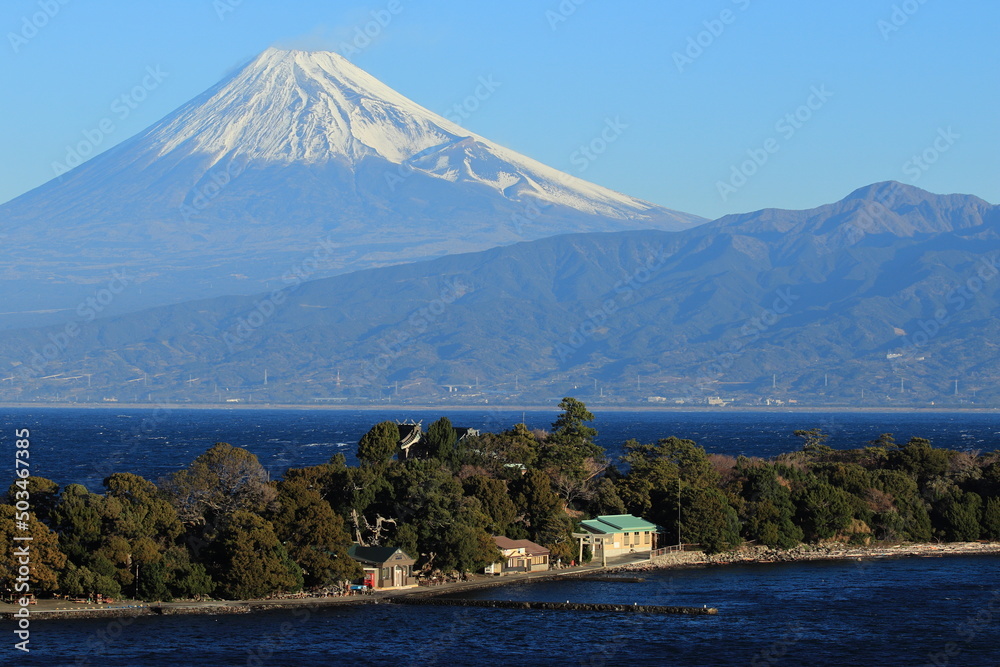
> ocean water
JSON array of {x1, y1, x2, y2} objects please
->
[
  {"x1": 1, "y1": 407, "x2": 998, "y2": 489},
  {"x1": 15, "y1": 556, "x2": 1000, "y2": 666}
]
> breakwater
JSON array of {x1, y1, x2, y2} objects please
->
[{"x1": 391, "y1": 597, "x2": 717, "y2": 615}]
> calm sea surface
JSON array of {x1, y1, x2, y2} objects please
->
[{"x1": 2, "y1": 408, "x2": 999, "y2": 666}]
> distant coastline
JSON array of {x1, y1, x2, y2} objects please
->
[{"x1": 2, "y1": 402, "x2": 998, "y2": 413}]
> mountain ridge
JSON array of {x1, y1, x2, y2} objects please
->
[{"x1": 2, "y1": 182, "x2": 998, "y2": 407}]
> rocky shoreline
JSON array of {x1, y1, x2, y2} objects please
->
[{"x1": 615, "y1": 540, "x2": 1000, "y2": 573}]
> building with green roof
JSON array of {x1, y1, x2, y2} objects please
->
[{"x1": 578, "y1": 514, "x2": 662, "y2": 561}]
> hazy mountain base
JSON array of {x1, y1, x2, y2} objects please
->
[{"x1": 1, "y1": 182, "x2": 999, "y2": 407}]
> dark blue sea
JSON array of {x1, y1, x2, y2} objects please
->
[
  {"x1": 3, "y1": 408, "x2": 999, "y2": 666},
  {"x1": 11, "y1": 556, "x2": 1000, "y2": 666},
  {"x1": 3, "y1": 407, "x2": 999, "y2": 490}
]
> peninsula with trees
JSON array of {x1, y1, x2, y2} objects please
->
[{"x1": 3, "y1": 399, "x2": 999, "y2": 606}]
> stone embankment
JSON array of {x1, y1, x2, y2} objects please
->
[{"x1": 616, "y1": 541, "x2": 1000, "y2": 573}]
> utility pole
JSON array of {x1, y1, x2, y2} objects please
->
[{"x1": 677, "y1": 478, "x2": 682, "y2": 548}]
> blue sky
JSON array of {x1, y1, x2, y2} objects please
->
[{"x1": 1, "y1": 0, "x2": 997, "y2": 219}]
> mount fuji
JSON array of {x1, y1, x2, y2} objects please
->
[{"x1": 0, "y1": 48, "x2": 703, "y2": 326}]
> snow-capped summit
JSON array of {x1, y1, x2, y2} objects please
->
[
  {"x1": 0, "y1": 48, "x2": 704, "y2": 325},
  {"x1": 145, "y1": 48, "x2": 680, "y2": 219},
  {"x1": 150, "y1": 48, "x2": 456, "y2": 165}
]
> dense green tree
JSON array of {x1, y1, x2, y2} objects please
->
[
  {"x1": 463, "y1": 476, "x2": 517, "y2": 535},
  {"x1": 893, "y1": 438, "x2": 950, "y2": 482},
  {"x1": 270, "y1": 478, "x2": 361, "y2": 588},
  {"x1": 161, "y1": 443, "x2": 276, "y2": 529},
  {"x1": 0, "y1": 504, "x2": 66, "y2": 595},
  {"x1": 357, "y1": 422, "x2": 400, "y2": 467},
  {"x1": 539, "y1": 398, "x2": 607, "y2": 503},
  {"x1": 425, "y1": 417, "x2": 458, "y2": 465},
  {"x1": 981, "y1": 497, "x2": 1000, "y2": 540},
  {"x1": 740, "y1": 464, "x2": 803, "y2": 548},
  {"x1": 383, "y1": 460, "x2": 488, "y2": 568},
  {"x1": 390, "y1": 523, "x2": 420, "y2": 561},
  {"x1": 60, "y1": 561, "x2": 122, "y2": 599},
  {"x1": 793, "y1": 481, "x2": 855, "y2": 541},
  {"x1": 436, "y1": 523, "x2": 499, "y2": 573},
  {"x1": 936, "y1": 490, "x2": 982, "y2": 541},
  {"x1": 104, "y1": 473, "x2": 183, "y2": 544},
  {"x1": 159, "y1": 546, "x2": 213, "y2": 600},
  {"x1": 51, "y1": 484, "x2": 105, "y2": 560},
  {"x1": 680, "y1": 486, "x2": 741, "y2": 554},
  {"x1": 6, "y1": 476, "x2": 59, "y2": 525},
  {"x1": 869, "y1": 470, "x2": 932, "y2": 541},
  {"x1": 590, "y1": 477, "x2": 627, "y2": 517},
  {"x1": 210, "y1": 511, "x2": 302, "y2": 599},
  {"x1": 618, "y1": 436, "x2": 719, "y2": 536}
]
